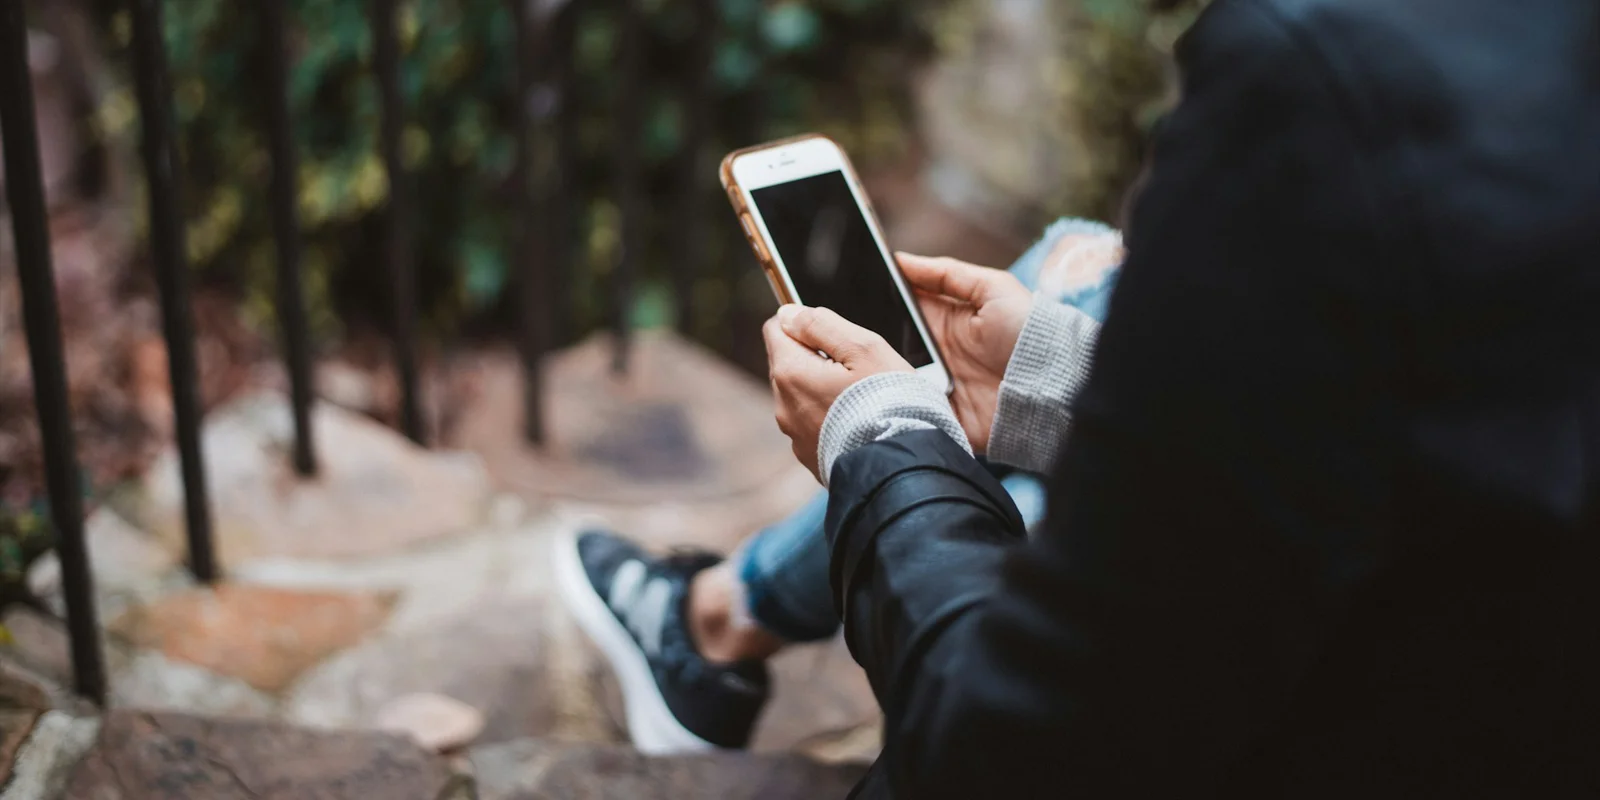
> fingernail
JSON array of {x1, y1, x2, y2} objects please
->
[{"x1": 776, "y1": 304, "x2": 802, "y2": 327}]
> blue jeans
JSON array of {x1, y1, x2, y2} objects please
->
[{"x1": 737, "y1": 219, "x2": 1122, "y2": 642}]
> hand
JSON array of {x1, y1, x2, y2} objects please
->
[
  {"x1": 898, "y1": 253, "x2": 1034, "y2": 453},
  {"x1": 764, "y1": 305, "x2": 914, "y2": 479}
]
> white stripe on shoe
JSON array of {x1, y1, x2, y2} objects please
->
[{"x1": 553, "y1": 528, "x2": 717, "y2": 755}]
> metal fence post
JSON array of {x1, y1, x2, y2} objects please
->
[
  {"x1": 511, "y1": 0, "x2": 547, "y2": 445},
  {"x1": 261, "y1": 0, "x2": 318, "y2": 476},
  {"x1": 128, "y1": 0, "x2": 218, "y2": 583},
  {"x1": 672, "y1": 0, "x2": 717, "y2": 337},
  {"x1": 0, "y1": 1, "x2": 108, "y2": 703},
  {"x1": 371, "y1": 0, "x2": 426, "y2": 445},
  {"x1": 609, "y1": 0, "x2": 643, "y2": 374},
  {"x1": 549, "y1": 3, "x2": 578, "y2": 350}
]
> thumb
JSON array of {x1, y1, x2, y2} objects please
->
[
  {"x1": 897, "y1": 253, "x2": 999, "y2": 305},
  {"x1": 778, "y1": 305, "x2": 881, "y2": 366}
]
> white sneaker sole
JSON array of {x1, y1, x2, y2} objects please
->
[{"x1": 553, "y1": 528, "x2": 718, "y2": 755}]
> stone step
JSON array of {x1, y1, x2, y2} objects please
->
[
  {"x1": 0, "y1": 707, "x2": 867, "y2": 800},
  {"x1": 6, "y1": 501, "x2": 882, "y2": 767},
  {"x1": 470, "y1": 737, "x2": 868, "y2": 800},
  {"x1": 58, "y1": 710, "x2": 468, "y2": 800},
  {"x1": 445, "y1": 334, "x2": 822, "y2": 556}
]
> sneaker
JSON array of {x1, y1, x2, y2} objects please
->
[{"x1": 554, "y1": 528, "x2": 770, "y2": 754}]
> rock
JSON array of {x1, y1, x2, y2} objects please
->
[
  {"x1": 1, "y1": 608, "x2": 76, "y2": 688},
  {"x1": 110, "y1": 651, "x2": 277, "y2": 718},
  {"x1": 317, "y1": 360, "x2": 379, "y2": 414},
  {"x1": 555, "y1": 462, "x2": 821, "y2": 556},
  {"x1": 261, "y1": 517, "x2": 874, "y2": 754},
  {"x1": 4, "y1": 604, "x2": 283, "y2": 717},
  {"x1": 130, "y1": 334, "x2": 175, "y2": 435},
  {"x1": 0, "y1": 712, "x2": 100, "y2": 800},
  {"x1": 447, "y1": 335, "x2": 807, "y2": 513},
  {"x1": 0, "y1": 710, "x2": 41, "y2": 787},
  {"x1": 751, "y1": 636, "x2": 880, "y2": 762},
  {"x1": 0, "y1": 660, "x2": 53, "y2": 712},
  {"x1": 64, "y1": 710, "x2": 455, "y2": 800},
  {"x1": 374, "y1": 692, "x2": 486, "y2": 753},
  {"x1": 258, "y1": 523, "x2": 624, "y2": 747},
  {"x1": 794, "y1": 719, "x2": 884, "y2": 766},
  {"x1": 471, "y1": 738, "x2": 869, "y2": 800},
  {"x1": 231, "y1": 518, "x2": 562, "y2": 638},
  {"x1": 488, "y1": 494, "x2": 529, "y2": 529},
  {"x1": 27, "y1": 507, "x2": 179, "y2": 601},
  {"x1": 132, "y1": 392, "x2": 492, "y2": 567},
  {"x1": 109, "y1": 584, "x2": 396, "y2": 693},
  {"x1": 283, "y1": 599, "x2": 589, "y2": 746},
  {"x1": 0, "y1": 653, "x2": 98, "y2": 725},
  {"x1": 1, "y1": 606, "x2": 276, "y2": 718}
]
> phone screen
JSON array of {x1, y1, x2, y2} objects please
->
[{"x1": 750, "y1": 171, "x2": 934, "y2": 367}]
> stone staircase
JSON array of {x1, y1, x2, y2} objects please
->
[
  {"x1": 0, "y1": 331, "x2": 878, "y2": 798},
  {"x1": 0, "y1": 707, "x2": 867, "y2": 799}
]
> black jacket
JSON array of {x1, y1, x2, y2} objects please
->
[{"x1": 825, "y1": 0, "x2": 1600, "y2": 796}]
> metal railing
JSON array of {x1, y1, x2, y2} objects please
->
[
  {"x1": 0, "y1": 0, "x2": 713, "y2": 704},
  {"x1": 1, "y1": 0, "x2": 107, "y2": 703},
  {"x1": 128, "y1": 0, "x2": 217, "y2": 585}
]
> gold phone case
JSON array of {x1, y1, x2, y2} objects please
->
[{"x1": 719, "y1": 133, "x2": 883, "y2": 306}]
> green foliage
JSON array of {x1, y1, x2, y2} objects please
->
[
  {"x1": 1046, "y1": 0, "x2": 1211, "y2": 222},
  {"x1": 916, "y1": 0, "x2": 1205, "y2": 231},
  {"x1": 0, "y1": 502, "x2": 57, "y2": 614},
  {"x1": 87, "y1": 0, "x2": 934, "y2": 342}
]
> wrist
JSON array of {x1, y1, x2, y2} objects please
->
[
  {"x1": 818, "y1": 372, "x2": 970, "y2": 486},
  {"x1": 987, "y1": 299, "x2": 1101, "y2": 473}
]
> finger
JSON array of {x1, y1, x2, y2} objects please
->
[
  {"x1": 914, "y1": 292, "x2": 961, "y2": 333},
  {"x1": 915, "y1": 290, "x2": 961, "y2": 317},
  {"x1": 763, "y1": 314, "x2": 812, "y2": 366},
  {"x1": 777, "y1": 306, "x2": 884, "y2": 365},
  {"x1": 763, "y1": 312, "x2": 835, "y2": 380},
  {"x1": 896, "y1": 253, "x2": 1000, "y2": 304}
]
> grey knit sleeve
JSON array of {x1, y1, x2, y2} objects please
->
[
  {"x1": 986, "y1": 295, "x2": 1102, "y2": 474},
  {"x1": 816, "y1": 372, "x2": 971, "y2": 487}
]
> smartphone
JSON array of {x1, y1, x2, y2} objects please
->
[{"x1": 720, "y1": 134, "x2": 952, "y2": 393}]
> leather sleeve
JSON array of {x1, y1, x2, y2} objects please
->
[
  {"x1": 824, "y1": 0, "x2": 1399, "y2": 795},
  {"x1": 825, "y1": 430, "x2": 1028, "y2": 702}
]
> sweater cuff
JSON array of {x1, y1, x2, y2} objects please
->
[
  {"x1": 987, "y1": 296, "x2": 1101, "y2": 473},
  {"x1": 817, "y1": 372, "x2": 971, "y2": 487}
]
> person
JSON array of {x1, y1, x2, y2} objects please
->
[
  {"x1": 556, "y1": 219, "x2": 1124, "y2": 753},
  {"x1": 755, "y1": 0, "x2": 1600, "y2": 796}
]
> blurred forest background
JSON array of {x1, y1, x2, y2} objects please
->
[{"x1": 0, "y1": 0, "x2": 1206, "y2": 588}]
